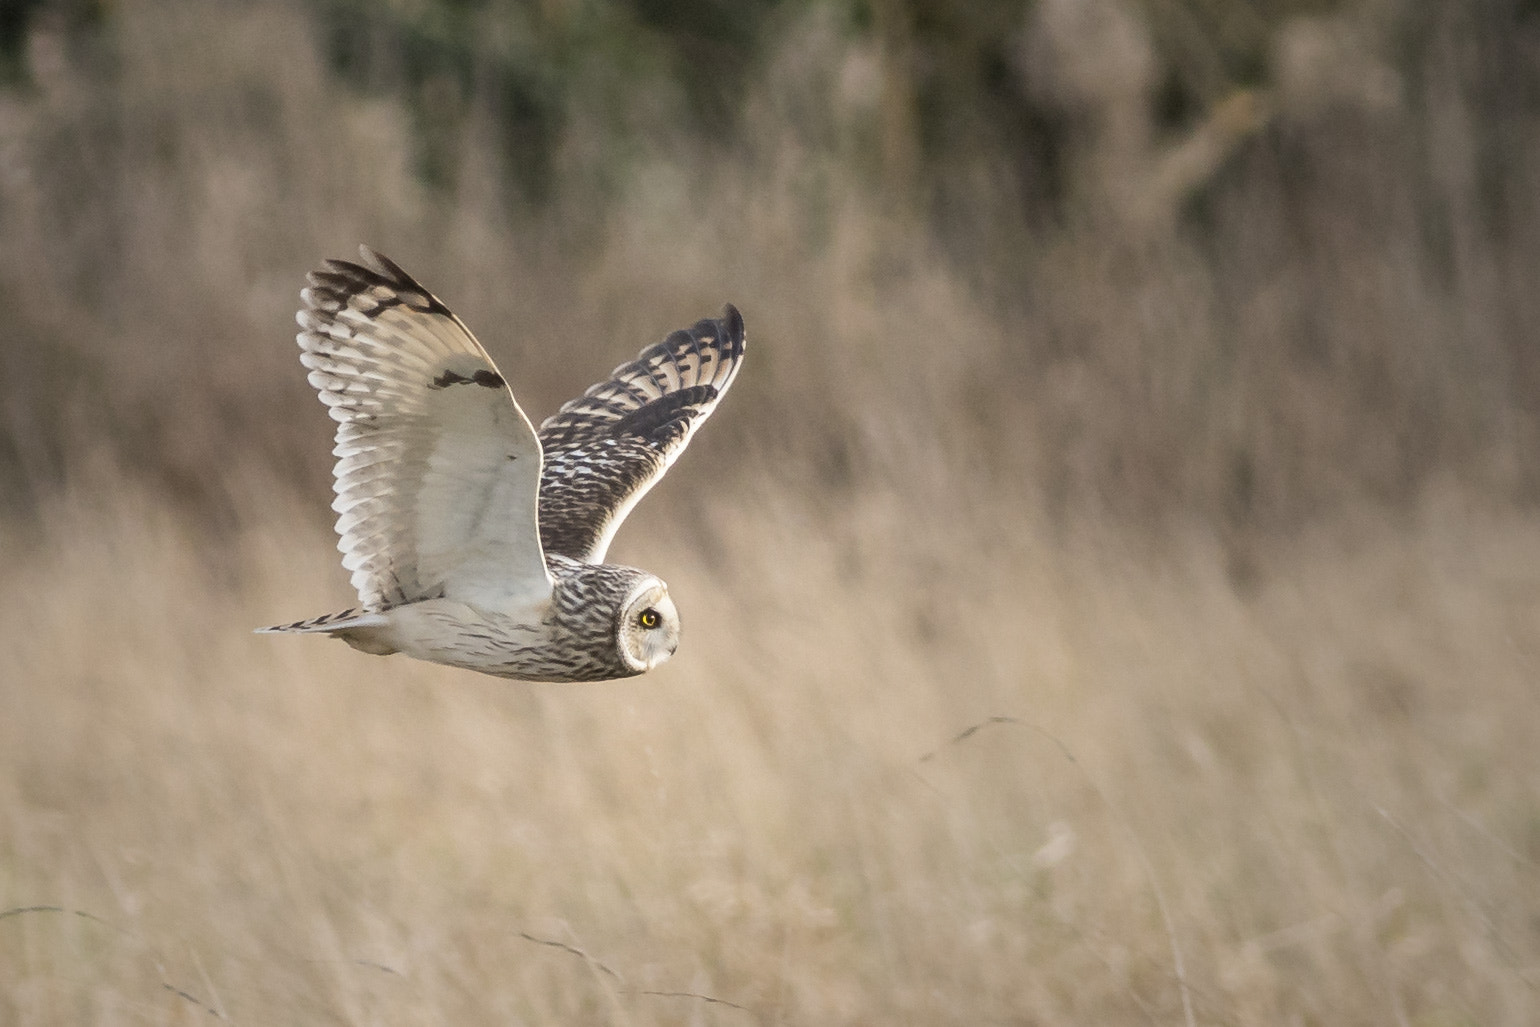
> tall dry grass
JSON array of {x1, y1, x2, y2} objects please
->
[
  {"x1": 4, "y1": 467, "x2": 1539, "y2": 1023},
  {"x1": 1, "y1": 0, "x2": 1539, "y2": 1023}
]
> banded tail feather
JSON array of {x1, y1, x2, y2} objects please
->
[
  {"x1": 256, "y1": 608, "x2": 384, "y2": 634},
  {"x1": 256, "y1": 607, "x2": 397, "y2": 656}
]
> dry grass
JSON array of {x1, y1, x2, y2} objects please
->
[
  {"x1": 3, "y1": 469, "x2": 1539, "y2": 1024},
  {"x1": 3, "y1": 1, "x2": 1540, "y2": 1023}
]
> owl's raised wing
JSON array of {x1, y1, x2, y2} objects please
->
[
  {"x1": 297, "y1": 247, "x2": 551, "y2": 612},
  {"x1": 537, "y1": 306, "x2": 745, "y2": 563}
]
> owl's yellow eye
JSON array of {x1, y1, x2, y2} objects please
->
[{"x1": 638, "y1": 608, "x2": 661, "y2": 630}]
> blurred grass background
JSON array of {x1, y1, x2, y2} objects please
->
[{"x1": 2, "y1": 0, "x2": 1539, "y2": 1023}]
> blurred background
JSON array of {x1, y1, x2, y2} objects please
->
[{"x1": 2, "y1": 0, "x2": 1539, "y2": 1022}]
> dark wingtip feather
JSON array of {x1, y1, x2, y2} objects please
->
[
  {"x1": 720, "y1": 303, "x2": 744, "y2": 348},
  {"x1": 300, "y1": 247, "x2": 451, "y2": 321},
  {"x1": 359, "y1": 246, "x2": 419, "y2": 288},
  {"x1": 306, "y1": 248, "x2": 409, "y2": 292}
]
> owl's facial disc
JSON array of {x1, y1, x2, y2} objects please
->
[{"x1": 617, "y1": 579, "x2": 680, "y2": 673}]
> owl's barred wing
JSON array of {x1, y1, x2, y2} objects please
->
[
  {"x1": 298, "y1": 247, "x2": 551, "y2": 611},
  {"x1": 537, "y1": 306, "x2": 745, "y2": 563}
]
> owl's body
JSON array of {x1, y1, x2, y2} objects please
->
[
  {"x1": 259, "y1": 248, "x2": 742, "y2": 682},
  {"x1": 267, "y1": 557, "x2": 676, "y2": 681}
]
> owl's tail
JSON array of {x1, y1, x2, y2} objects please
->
[{"x1": 256, "y1": 609, "x2": 397, "y2": 655}]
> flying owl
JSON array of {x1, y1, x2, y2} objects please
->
[{"x1": 259, "y1": 247, "x2": 744, "y2": 682}]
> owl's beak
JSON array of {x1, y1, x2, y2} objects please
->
[{"x1": 646, "y1": 642, "x2": 678, "y2": 672}]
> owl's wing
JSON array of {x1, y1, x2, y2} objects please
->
[
  {"x1": 297, "y1": 247, "x2": 551, "y2": 612},
  {"x1": 537, "y1": 306, "x2": 745, "y2": 563}
]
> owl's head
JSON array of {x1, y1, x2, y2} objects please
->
[{"x1": 615, "y1": 576, "x2": 680, "y2": 674}]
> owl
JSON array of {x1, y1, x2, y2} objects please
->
[{"x1": 259, "y1": 247, "x2": 744, "y2": 682}]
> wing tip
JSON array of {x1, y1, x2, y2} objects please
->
[
  {"x1": 720, "y1": 303, "x2": 744, "y2": 347},
  {"x1": 706, "y1": 305, "x2": 744, "y2": 371},
  {"x1": 358, "y1": 244, "x2": 414, "y2": 285},
  {"x1": 711, "y1": 303, "x2": 745, "y2": 388},
  {"x1": 303, "y1": 246, "x2": 410, "y2": 294}
]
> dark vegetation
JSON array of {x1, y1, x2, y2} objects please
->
[{"x1": 1, "y1": 0, "x2": 1538, "y2": 535}]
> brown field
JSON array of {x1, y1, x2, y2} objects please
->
[
  {"x1": 3, "y1": 1, "x2": 1539, "y2": 1024},
  {"x1": 7, "y1": 468, "x2": 1540, "y2": 1024}
]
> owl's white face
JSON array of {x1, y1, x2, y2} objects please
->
[{"x1": 616, "y1": 579, "x2": 680, "y2": 673}]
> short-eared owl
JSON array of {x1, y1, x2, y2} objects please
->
[{"x1": 259, "y1": 247, "x2": 744, "y2": 682}]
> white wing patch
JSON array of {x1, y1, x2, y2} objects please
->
[{"x1": 298, "y1": 247, "x2": 551, "y2": 611}]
